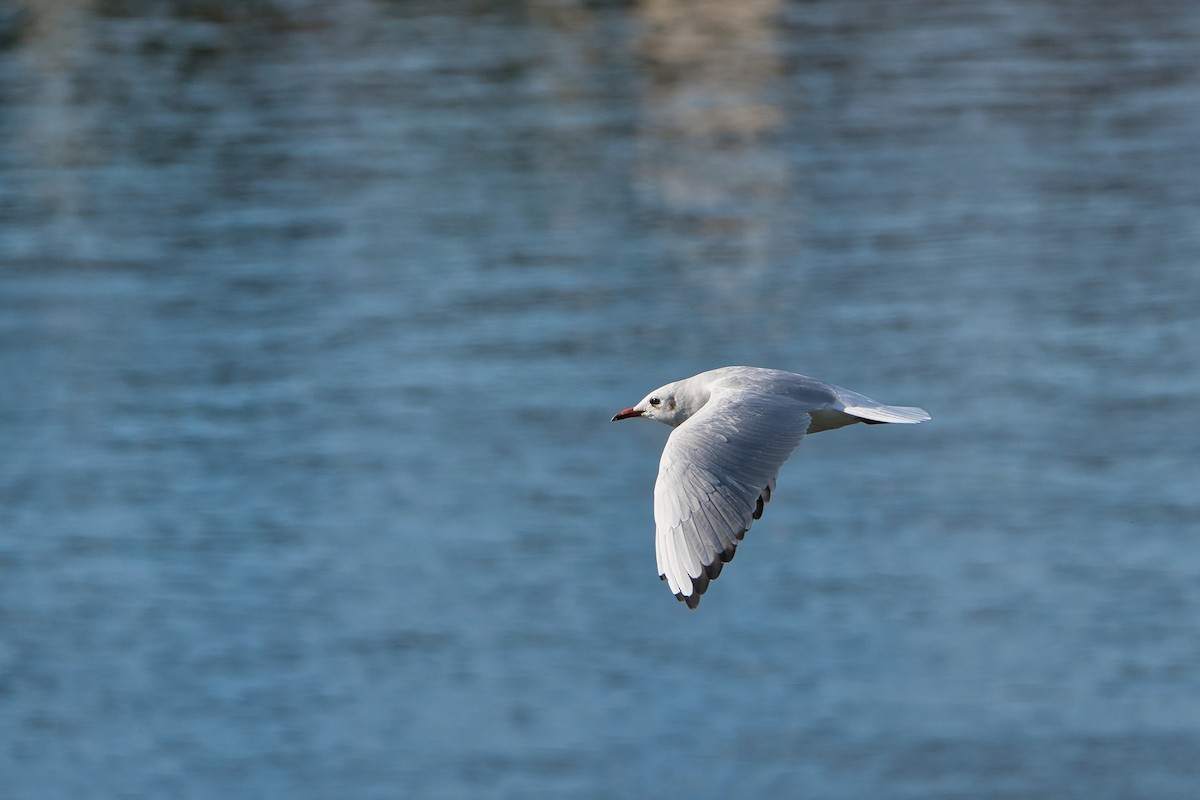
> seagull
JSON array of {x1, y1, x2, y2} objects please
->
[{"x1": 612, "y1": 366, "x2": 930, "y2": 609}]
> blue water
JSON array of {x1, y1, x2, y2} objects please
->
[{"x1": 2, "y1": 1, "x2": 1199, "y2": 797}]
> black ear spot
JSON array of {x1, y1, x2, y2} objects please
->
[{"x1": 668, "y1": 397, "x2": 676, "y2": 410}]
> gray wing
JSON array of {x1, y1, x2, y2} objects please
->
[{"x1": 653, "y1": 388, "x2": 811, "y2": 609}]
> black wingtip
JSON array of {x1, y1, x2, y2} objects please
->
[
  {"x1": 668, "y1": 533, "x2": 749, "y2": 608},
  {"x1": 674, "y1": 586, "x2": 704, "y2": 609}
]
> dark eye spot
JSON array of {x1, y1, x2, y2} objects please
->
[{"x1": 649, "y1": 397, "x2": 661, "y2": 406}]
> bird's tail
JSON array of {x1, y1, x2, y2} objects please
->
[
  {"x1": 842, "y1": 403, "x2": 931, "y2": 424},
  {"x1": 832, "y1": 385, "x2": 931, "y2": 424}
]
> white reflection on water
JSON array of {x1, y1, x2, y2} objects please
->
[{"x1": 1, "y1": 1, "x2": 1199, "y2": 798}]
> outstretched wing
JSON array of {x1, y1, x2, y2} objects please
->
[{"x1": 654, "y1": 389, "x2": 811, "y2": 609}]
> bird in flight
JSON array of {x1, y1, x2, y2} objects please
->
[{"x1": 612, "y1": 366, "x2": 930, "y2": 608}]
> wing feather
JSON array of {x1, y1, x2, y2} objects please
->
[{"x1": 653, "y1": 389, "x2": 811, "y2": 608}]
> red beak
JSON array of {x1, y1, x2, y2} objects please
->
[{"x1": 611, "y1": 407, "x2": 643, "y2": 421}]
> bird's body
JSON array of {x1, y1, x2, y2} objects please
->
[{"x1": 612, "y1": 366, "x2": 930, "y2": 608}]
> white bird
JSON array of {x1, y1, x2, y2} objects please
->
[{"x1": 612, "y1": 366, "x2": 930, "y2": 609}]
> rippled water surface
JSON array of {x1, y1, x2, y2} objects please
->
[{"x1": 2, "y1": 1, "x2": 1199, "y2": 797}]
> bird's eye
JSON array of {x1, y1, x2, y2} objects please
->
[{"x1": 649, "y1": 397, "x2": 661, "y2": 406}]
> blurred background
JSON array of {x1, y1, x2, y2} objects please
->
[{"x1": 1, "y1": 0, "x2": 1198, "y2": 797}]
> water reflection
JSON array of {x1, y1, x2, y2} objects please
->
[
  {"x1": 1, "y1": 2, "x2": 1199, "y2": 799},
  {"x1": 633, "y1": 0, "x2": 795, "y2": 280}
]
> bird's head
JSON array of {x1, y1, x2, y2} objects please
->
[{"x1": 611, "y1": 382, "x2": 684, "y2": 426}]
